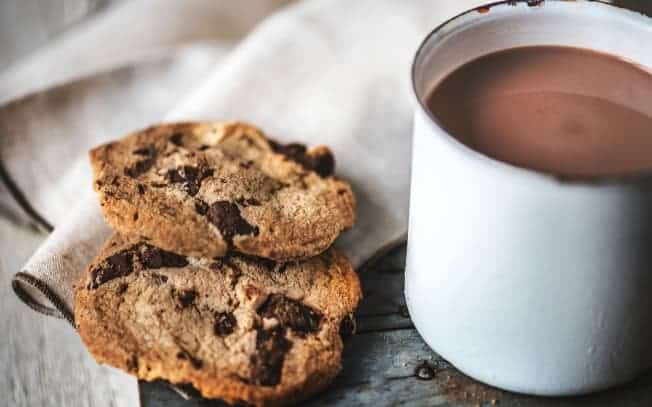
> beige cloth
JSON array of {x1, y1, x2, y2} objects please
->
[{"x1": 4, "y1": 0, "x2": 483, "y2": 323}]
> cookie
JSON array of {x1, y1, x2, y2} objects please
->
[
  {"x1": 74, "y1": 234, "x2": 361, "y2": 407},
  {"x1": 90, "y1": 122, "x2": 355, "y2": 260}
]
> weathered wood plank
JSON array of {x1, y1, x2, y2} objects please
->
[
  {"x1": 336, "y1": 329, "x2": 444, "y2": 386},
  {"x1": 355, "y1": 246, "x2": 412, "y2": 332},
  {"x1": 0, "y1": 217, "x2": 138, "y2": 407},
  {"x1": 357, "y1": 313, "x2": 413, "y2": 333},
  {"x1": 307, "y1": 368, "x2": 652, "y2": 407},
  {"x1": 356, "y1": 247, "x2": 406, "y2": 319}
]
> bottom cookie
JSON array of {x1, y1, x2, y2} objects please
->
[{"x1": 74, "y1": 234, "x2": 361, "y2": 407}]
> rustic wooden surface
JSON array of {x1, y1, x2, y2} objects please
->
[
  {"x1": 140, "y1": 245, "x2": 652, "y2": 407},
  {"x1": 0, "y1": 217, "x2": 139, "y2": 407}
]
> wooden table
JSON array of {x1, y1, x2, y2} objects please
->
[{"x1": 140, "y1": 244, "x2": 652, "y2": 407}]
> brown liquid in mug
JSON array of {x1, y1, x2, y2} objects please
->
[{"x1": 427, "y1": 46, "x2": 652, "y2": 177}]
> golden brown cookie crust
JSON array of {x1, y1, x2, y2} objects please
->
[
  {"x1": 74, "y1": 234, "x2": 361, "y2": 407},
  {"x1": 90, "y1": 121, "x2": 355, "y2": 260}
]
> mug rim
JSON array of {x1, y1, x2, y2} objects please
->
[{"x1": 410, "y1": 0, "x2": 652, "y2": 185}]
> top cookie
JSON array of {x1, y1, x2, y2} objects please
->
[{"x1": 90, "y1": 122, "x2": 355, "y2": 260}]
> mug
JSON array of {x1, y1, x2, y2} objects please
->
[{"x1": 406, "y1": 0, "x2": 652, "y2": 396}]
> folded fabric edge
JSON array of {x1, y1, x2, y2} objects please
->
[
  {"x1": 9, "y1": 192, "x2": 109, "y2": 325},
  {"x1": 12, "y1": 271, "x2": 75, "y2": 325},
  {"x1": 0, "y1": 160, "x2": 53, "y2": 233}
]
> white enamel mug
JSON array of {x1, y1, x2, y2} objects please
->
[{"x1": 406, "y1": 0, "x2": 652, "y2": 396}]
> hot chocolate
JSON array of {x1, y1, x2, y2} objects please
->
[{"x1": 427, "y1": 46, "x2": 652, "y2": 177}]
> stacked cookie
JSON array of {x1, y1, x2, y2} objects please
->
[{"x1": 74, "y1": 122, "x2": 361, "y2": 406}]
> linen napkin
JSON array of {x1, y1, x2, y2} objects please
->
[{"x1": 6, "y1": 0, "x2": 483, "y2": 323}]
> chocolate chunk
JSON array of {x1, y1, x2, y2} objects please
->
[
  {"x1": 133, "y1": 147, "x2": 153, "y2": 156},
  {"x1": 125, "y1": 157, "x2": 155, "y2": 178},
  {"x1": 271, "y1": 142, "x2": 306, "y2": 159},
  {"x1": 310, "y1": 152, "x2": 335, "y2": 177},
  {"x1": 201, "y1": 166, "x2": 214, "y2": 179},
  {"x1": 139, "y1": 244, "x2": 188, "y2": 269},
  {"x1": 166, "y1": 165, "x2": 212, "y2": 197},
  {"x1": 259, "y1": 258, "x2": 277, "y2": 272},
  {"x1": 137, "y1": 184, "x2": 146, "y2": 194},
  {"x1": 214, "y1": 312, "x2": 236, "y2": 336},
  {"x1": 199, "y1": 145, "x2": 210, "y2": 151},
  {"x1": 88, "y1": 249, "x2": 135, "y2": 289},
  {"x1": 195, "y1": 199, "x2": 209, "y2": 215},
  {"x1": 339, "y1": 314, "x2": 357, "y2": 337},
  {"x1": 250, "y1": 326, "x2": 292, "y2": 386},
  {"x1": 182, "y1": 165, "x2": 199, "y2": 182},
  {"x1": 206, "y1": 201, "x2": 259, "y2": 244},
  {"x1": 117, "y1": 283, "x2": 129, "y2": 295},
  {"x1": 151, "y1": 273, "x2": 168, "y2": 285},
  {"x1": 177, "y1": 350, "x2": 203, "y2": 369},
  {"x1": 166, "y1": 168, "x2": 185, "y2": 183},
  {"x1": 133, "y1": 212, "x2": 139, "y2": 221},
  {"x1": 235, "y1": 197, "x2": 261, "y2": 207},
  {"x1": 186, "y1": 165, "x2": 213, "y2": 196},
  {"x1": 178, "y1": 289, "x2": 197, "y2": 308},
  {"x1": 127, "y1": 354, "x2": 139, "y2": 371},
  {"x1": 125, "y1": 147, "x2": 156, "y2": 177},
  {"x1": 169, "y1": 132, "x2": 183, "y2": 146},
  {"x1": 184, "y1": 181, "x2": 200, "y2": 196},
  {"x1": 257, "y1": 294, "x2": 322, "y2": 334},
  {"x1": 269, "y1": 141, "x2": 335, "y2": 177}
]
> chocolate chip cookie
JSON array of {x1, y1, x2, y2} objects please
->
[
  {"x1": 90, "y1": 122, "x2": 355, "y2": 260},
  {"x1": 74, "y1": 233, "x2": 361, "y2": 407}
]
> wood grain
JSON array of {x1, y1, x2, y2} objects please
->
[{"x1": 0, "y1": 217, "x2": 138, "y2": 407}]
